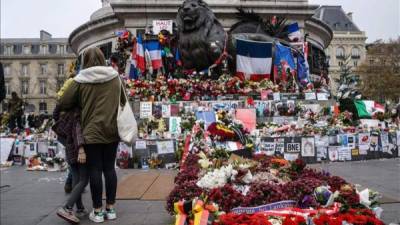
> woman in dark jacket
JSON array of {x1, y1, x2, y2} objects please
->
[{"x1": 59, "y1": 47, "x2": 122, "y2": 223}]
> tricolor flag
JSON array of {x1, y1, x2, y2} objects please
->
[
  {"x1": 115, "y1": 30, "x2": 129, "y2": 39},
  {"x1": 354, "y1": 100, "x2": 385, "y2": 118},
  {"x1": 144, "y1": 40, "x2": 163, "y2": 70},
  {"x1": 129, "y1": 42, "x2": 138, "y2": 80},
  {"x1": 135, "y1": 35, "x2": 146, "y2": 73},
  {"x1": 274, "y1": 43, "x2": 296, "y2": 83},
  {"x1": 236, "y1": 39, "x2": 273, "y2": 81},
  {"x1": 287, "y1": 22, "x2": 302, "y2": 42}
]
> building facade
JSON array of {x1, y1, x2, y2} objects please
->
[
  {"x1": 0, "y1": 30, "x2": 76, "y2": 114},
  {"x1": 315, "y1": 6, "x2": 367, "y2": 93}
]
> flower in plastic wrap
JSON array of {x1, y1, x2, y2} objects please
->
[{"x1": 314, "y1": 186, "x2": 333, "y2": 206}]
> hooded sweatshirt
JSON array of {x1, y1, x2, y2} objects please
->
[{"x1": 58, "y1": 66, "x2": 125, "y2": 144}]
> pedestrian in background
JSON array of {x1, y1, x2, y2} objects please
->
[
  {"x1": 8, "y1": 92, "x2": 23, "y2": 132},
  {"x1": 58, "y1": 47, "x2": 122, "y2": 223}
]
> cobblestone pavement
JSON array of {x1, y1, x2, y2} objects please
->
[{"x1": 1, "y1": 159, "x2": 399, "y2": 225}]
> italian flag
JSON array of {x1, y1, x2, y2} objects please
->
[{"x1": 354, "y1": 100, "x2": 385, "y2": 118}]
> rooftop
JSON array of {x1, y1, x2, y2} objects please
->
[{"x1": 315, "y1": 5, "x2": 361, "y2": 32}]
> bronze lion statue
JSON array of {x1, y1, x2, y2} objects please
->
[{"x1": 176, "y1": 0, "x2": 226, "y2": 72}]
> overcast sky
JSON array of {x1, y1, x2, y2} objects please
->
[{"x1": 1, "y1": 0, "x2": 399, "y2": 43}]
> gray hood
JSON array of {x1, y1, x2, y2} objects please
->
[{"x1": 74, "y1": 66, "x2": 119, "y2": 84}]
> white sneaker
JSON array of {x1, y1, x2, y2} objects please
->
[
  {"x1": 105, "y1": 208, "x2": 117, "y2": 220},
  {"x1": 89, "y1": 210, "x2": 105, "y2": 223}
]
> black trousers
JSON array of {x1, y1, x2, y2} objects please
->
[
  {"x1": 9, "y1": 114, "x2": 22, "y2": 131},
  {"x1": 65, "y1": 163, "x2": 89, "y2": 209},
  {"x1": 85, "y1": 142, "x2": 118, "y2": 209}
]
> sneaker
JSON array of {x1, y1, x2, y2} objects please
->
[
  {"x1": 105, "y1": 208, "x2": 117, "y2": 220},
  {"x1": 89, "y1": 210, "x2": 105, "y2": 223},
  {"x1": 75, "y1": 208, "x2": 88, "y2": 218},
  {"x1": 56, "y1": 207, "x2": 79, "y2": 224}
]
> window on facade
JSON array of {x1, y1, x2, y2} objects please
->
[
  {"x1": 57, "y1": 64, "x2": 65, "y2": 75},
  {"x1": 4, "y1": 65, "x2": 10, "y2": 76},
  {"x1": 40, "y1": 64, "x2": 47, "y2": 75},
  {"x1": 351, "y1": 47, "x2": 360, "y2": 59},
  {"x1": 57, "y1": 79, "x2": 65, "y2": 91},
  {"x1": 59, "y1": 45, "x2": 65, "y2": 54},
  {"x1": 2, "y1": 102, "x2": 8, "y2": 112},
  {"x1": 21, "y1": 64, "x2": 29, "y2": 76},
  {"x1": 49, "y1": 44, "x2": 57, "y2": 54},
  {"x1": 0, "y1": 45, "x2": 4, "y2": 55},
  {"x1": 39, "y1": 102, "x2": 47, "y2": 112},
  {"x1": 39, "y1": 81, "x2": 47, "y2": 95},
  {"x1": 5, "y1": 82, "x2": 11, "y2": 95},
  {"x1": 21, "y1": 80, "x2": 29, "y2": 95},
  {"x1": 13, "y1": 44, "x2": 22, "y2": 55},
  {"x1": 31, "y1": 44, "x2": 40, "y2": 54},
  {"x1": 7, "y1": 46, "x2": 12, "y2": 55},
  {"x1": 336, "y1": 47, "x2": 345, "y2": 58},
  {"x1": 338, "y1": 61, "x2": 343, "y2": 67},
  {"x1": 41, "y1": 45, "x2": 47, "y2": 54},
  {"x1": 353, "y1": 61, "x2": 358, "y2": 67}
]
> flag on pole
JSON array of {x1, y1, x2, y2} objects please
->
[
  {"x1": 236, "y1": 39, "x2": 273, "y2": 81},
  {"x1": 144, "y1": 40, "x2": 163, "y2": 70},
  {"x1": 129, "y1": 42, "x2": 138, "y2": 80},
  {"x1": 287, "y1": 23, "x2": 302, "y2": 42},
  {"x1": 273, "y1": 43, "x2": 296, "y2": 83},
  {"x1": 135, "y1": 35, "x2": 146, "y2": 73}
]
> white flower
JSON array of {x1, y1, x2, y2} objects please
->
[{"x1": 196, "y1": 164, "x2": 237, "y2": 189}]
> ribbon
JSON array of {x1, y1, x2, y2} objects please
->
[
  {"x1": 231, "y1": 200, "x2": 296, "y2": 214},
  {"x1": 174, "y1": 200, "x2": 213, "y2": 225}
]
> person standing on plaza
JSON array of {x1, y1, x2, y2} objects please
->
[
  {"x1": 58, "y1": 47, "x2": 123, "y2": 223},
  {"x1": 53, "y1": 65, "x2": 89, "y2": 224},
  {"x1": 8, "y1": 91, "x2": 23, "y2": 132},
  {"x1": 0, "y1": 63, "x2": 5, "y2": 103}
]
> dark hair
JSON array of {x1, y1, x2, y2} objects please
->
[{"x1": 82, "y1": 47, "x2": 106, "y2": 69}]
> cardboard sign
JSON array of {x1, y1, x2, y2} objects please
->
[
  {"x1": 169, "y1": 117, "x2": 182, "y2": 135},
  {"x1": 338, "y1": 147, "x2": 351, "y2": 161},
  {"x1": 162, "y1": 104, "x2": 171, "y2": 118},
  {"x1": 235, "y1": 109, "x2": 256, "y2": 132},
  {"x1": 286, "y1": 142, "x2": 301, "y2": 153},
  {"x1": 351, "y1": 148, "x2": 359, "y2": 156},
  {"x1": 153, "y1": 20, "x2": 173, "y2": 34},
  {"x1": 273, "y1": 93, "x2": 281, "y2": 101},
  {"x1": 358, "y1": 133, "x2": 370, "y2": 145},
  {"x1": 260, "y1": 140, "x2": 275, "y2": 156},
  {"x1": 156, "y1": 140, "x2": 175, "y2": 154},
  {"x1": 328, "y1": 147, "x2": 339, "y2": 161},
  {"x1": 317, "y1": 93, "x2": 329, "y2": 101},
  {"x1": 316, "y1": 147, "x2": 328, "y2": 161},
  {"x1": 305, "y1": 92, "x2": 316, "y2": 100},
  {"x1": 135, "y1": 140, "x2": 147, "y2": 149},
  {"x1": 0, "y1": 138, "x2": 15, "y2": 164},
  {"x1": 359, "y1": 145, "x2": 369, "y2": 155},
  {"x1": 274, "y1": 138, "x2": 285, "y2": 154},
  {"x1": 140, "y1": 102, "x2": 153, "y2": 118},
  {"x1": 284, "y1": 153, "x2": 299, "y2": 161}
]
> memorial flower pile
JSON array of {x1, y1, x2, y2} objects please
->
[{"x1": 166, "y1": 112, "x2": 385, "y2": 225}]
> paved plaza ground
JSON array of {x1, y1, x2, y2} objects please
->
[{"x1": 1, "y1": 159, "x2": 399, "y2": 225}]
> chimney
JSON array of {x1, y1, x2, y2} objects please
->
[
  {"x1": 40, "y1": 30, "x2": 52, "y2": 41},
  {"x1": 347, "y1": 12, "x2": 353, "y2": 21}
]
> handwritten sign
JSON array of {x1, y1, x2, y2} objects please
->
[
  {"x1": 286, "y1": 143, "x2": 301, "y2": 153},
  {"x1": 153, "y1": 20, "x2": 173, "y2": 34},
  {"x1": 156, "y1": 140, "x2": 175, "y2": 154},
  {"x1": 140, "y1": 102, "x2": 152, "y2": 118}
]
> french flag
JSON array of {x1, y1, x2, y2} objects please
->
[
  {"x1": 135, "y1": 35, "x2": 146, "y2": 73},
  {"x1": 144, "y1": 40, "x2": 163, "y2": 70},
  {"x1": 129, "y1": 42, "x2": 138, "y2": 80},
  {"x1": 287, "y1": 22, "x2": 302, "y2": 42},
  {"x1": 236, "y1": 39, "x2": 273, "y2": 81}
]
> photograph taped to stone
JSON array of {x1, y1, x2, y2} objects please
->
[{"x1": 301, "y1": 137, "x2": 315, "y2": 157}]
